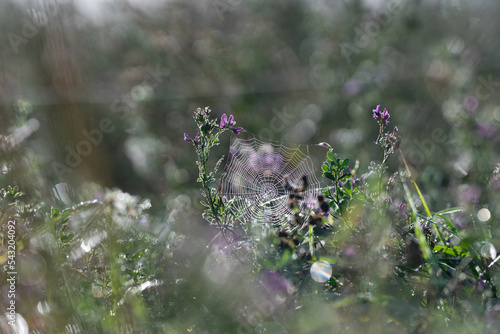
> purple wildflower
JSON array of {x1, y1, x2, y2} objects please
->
[
  {"x1": 194, "y1": 132, "x2": 201, "y2": 145},
  {"x1": 381, "y1": 108, "x2": 389, "y2": 120},
  {"x1": 231, "y1": 127, "x2": 242, "y2": 134},
  {"x1": 372, "y1": 105, "x2": 391, "y2": 127},
  {"x1": 372, "y1": 105, "x2": 381, "y2": 120},
  {"x1": 228, "y1": 114, "x2": 236, "y2": 126},
  {"x1": 220, "y1": 114, "x2": 228, "y2": 128},
  {"x1": 381, "y1": 108, "x2": 390, "y2": 126},
  {"x1": 318, "y1": 142, "x2": 331, "y2": 149},
  {"x1": 183, "y1": 133, "x2": 192, "y2": 142},
  {"x1": 478, "y1": 273, "x2": 487, "y2": 291}
]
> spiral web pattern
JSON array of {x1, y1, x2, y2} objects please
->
[{"x1": 222, "y1": 137, "x2": 321, "y2": 224}]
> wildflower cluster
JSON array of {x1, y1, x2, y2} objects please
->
[
  {"x1": 372, "y1": 105, "x2": 399, "y2": 165},
  {"x1": 184, "y1": 108, "x2": 242, "y2": 145},
  {"x1": 372, "y1": 104, "x2": 390, "y2": 127},
  {"x1": 220, "y1": 114, "x2": 242, "y2": 134},
  {"x1": 184, "y1": 107, "x2": 241, "y2": 224}
]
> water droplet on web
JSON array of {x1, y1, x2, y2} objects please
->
[
  {"x1": 81, "y1": 240, "x2": 92, "y2": 253},
  {"x1": 481, "y1": 242, "x2": 497, "y2": 259},
  {"x1": 52, "y1": 183, "x2": 72, "y2": 205},
  {"x1": 310, "y1": 260, "x2": 332, "y2": 283}
]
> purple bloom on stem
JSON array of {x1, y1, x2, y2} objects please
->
[
  {"x1": 381, "y1": 108, "x2": 390, "y2": 126},
  {"x1": 220, "y1": 114, "x2": 227, "y2": 128},
  {"x1": 228, "y1": 114, "x2": 236, "y2": 126},
  {"x1": 372, "y1": 105, "x2": 381, "y2": 120},
  {"x1": 183, "y1": 133, "x2": 192, "y2": 142},
  {"x1": 372, "y1": 105, "x2": 391, "y2": 127},
  {"x1": 381, "y1": 108, "x2": 390, "y2": 120},
  {"x1": 231, "y1": 127, "x2": 242, "y2": 134},
  {"x1": 194, "y1": 132, "x2": 201, "y2": 145}
]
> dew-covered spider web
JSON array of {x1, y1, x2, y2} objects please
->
[{"x1": 221, "y1": 137, "x2": 321, "y2": 224}]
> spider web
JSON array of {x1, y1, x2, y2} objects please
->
[{"x1": 221, "y1": 137, "x2": 321, "y2": 224}]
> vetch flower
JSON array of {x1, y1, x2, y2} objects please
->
[
  {"x1": 220, "y1": 114, "x2": 227, "y2": 128},
  {"x1": 381, "y1": 108, "x2": 389, "y2": 120},
  {"x1": 372, "y1": 105, "x2": 381, "y2": 120},
  {"x1": 372, "y1": 105, "x2": 390, "y2": 127},
  {"x1": 194, "y1": 132, "x2": 201, "y2": 145},
  {"x1": 228, "y1": 114, "x2": 236, "y2": 126},
  {"x1": 231, "y1": 127, "x2": 242, "y2": 134},
  {"x1": 184, "y1": 133, "x2": 192, "y2": 142},
  {"x1": 318, "y1": 142, "x2": 331, "y2": 149},
  {"x1": 381, "y1": 108, "x2": 390, "y2": 126}
]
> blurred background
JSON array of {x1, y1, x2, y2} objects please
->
[{"x1": 2, "y1": 0, "x2": 500, "y2": 331}]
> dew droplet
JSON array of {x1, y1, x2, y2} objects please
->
[
  {"x1": 481, "y1": 242, "x2": 497, "y2": 259},
  {"x1": 310, "y1": 260, "x2": 332, "y2": 283}
]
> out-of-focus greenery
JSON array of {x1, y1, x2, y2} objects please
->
[{"x1": 1, "y1": 0, "x2": 500, "y2": 333}]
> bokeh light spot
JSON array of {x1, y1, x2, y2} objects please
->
[
  {"x1": 16, "y1": 99, "x2": 33, "y2": 114},
  {"x1": 478, "y1": 208, "x2": 491, "y2": 222},
  {"x1": 1, "y1": 313, "x2": 29, "y2": 334},
  {"x1": 310, "y1": 260, "x2": 332, "y2": 283}
]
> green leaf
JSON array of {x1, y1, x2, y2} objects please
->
[
  {"x1": 433, "y1": 246, "x2": 470, "y2": 257},
  {"x1": 321, "y1": 164, "x2": 329, "y2": 172},
  {"x1": 61, "y1": 232, "x2": 75, "y2": 243},
  {"x1": 434, "y1": 207, "x2": 463, "y2": 215},
  {"x1": 340, "y1": 173, "x2": 352, "y2": 182},
  {"x1": 51, "y1": 207, "x2": 60, "y2": 218},
  {"x1": 345, "y1": 183, "x2": 352, "y2": 192},
  {"x1": 324, "y1": 172, "x2": 334, "y2": 180},
  {"x1": 130, "y1": 248, "x2": 146, "y2": 260},
  {"x1": 434, "y1": 214, "x2": 459, "y2": 235},
  {"x1": 327, "y1": 151, "x2": 335, "y2": 161},
  {"x1": 341, "y1": 158, "x2": 350, "y2": 169}
]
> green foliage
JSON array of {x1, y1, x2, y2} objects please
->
[
  {"x1": 186, "y1": 107, "x2": 238, "y2": 226},
  {"x1": 321, "y1": 150, "x2": 358, "y2": 214},
  {"x1": 182, "y1": 105, "x2": 500, "y2": 333}
]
